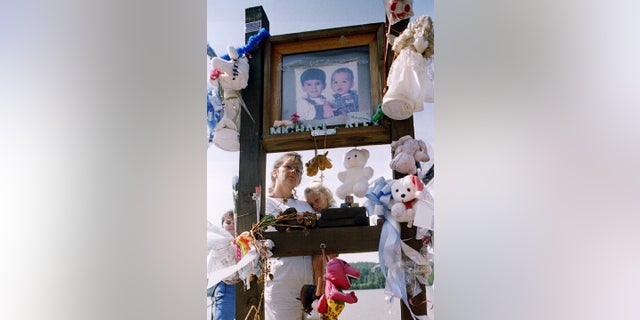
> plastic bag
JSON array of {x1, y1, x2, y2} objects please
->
[{"x1": 206, "y1": 224, "x2": 238, "y2": 284}]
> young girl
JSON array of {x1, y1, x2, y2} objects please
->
[
  {"x1": 304, "y1": 181, "x2": 337, "y2": 213},
  {"x1": 211, "y1": 210, "x2": 238, "y2": 320}
]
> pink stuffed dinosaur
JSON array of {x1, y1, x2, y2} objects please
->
[{"x1": 317, "y1": 258, "x2": 360, "y2": 320}]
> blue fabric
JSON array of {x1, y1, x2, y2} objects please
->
[
  {"x1": 332, "y1": 90, "x2": 359, "y2": 115},
  {"x1": 213, "y1": 282, "x2": 236, "y2": 320},
  {"x1": 219, "y1": 28, "x2": 270, "y2": 60}
]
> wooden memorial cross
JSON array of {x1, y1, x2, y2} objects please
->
[{"x1": 234, "y1": 6, "x2": 427, "y2": 320}]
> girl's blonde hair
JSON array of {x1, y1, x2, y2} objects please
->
[
  {"x1": 304, "y1": 181, "x2": 337, "y2": 208},
  {"x1": 392, "y1": 15, "x2": 434, "y2": 59}
]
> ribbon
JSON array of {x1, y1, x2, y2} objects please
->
[
  {"x1": 237, "y1": 92, "x2": 255, "y2": 123},
  {"x1": 364, "y1": 177, "x2": 393, "y2": 217},
  {"x1": 378, "y1": 212, "x2": 430, "y2": 320}
]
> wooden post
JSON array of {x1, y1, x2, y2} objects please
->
[
  {"x1": 235, "y1": 6, "x2": 269, "y2": 320},
  {"x1": 386, "y1": 17, "x2": 428, "y2": 320}
]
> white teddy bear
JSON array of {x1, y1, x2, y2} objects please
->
[
  {"x1": 390, "y1": 174, "x2": 424, "y2": 228},
  {"x1": 336, "y1": 148, "x2": 374, "y2": 199}
]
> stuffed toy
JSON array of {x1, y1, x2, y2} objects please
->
[
  {"x1": 305, "y1": 151, "x2": 333, "y2": 177},
  {"x1": 382, "y1": 15, "x2": 434, "y2": 120},
  {"x1": 209, "y1": 45, "x2": 250, "y2": 151},
  {"x1": 317, "y1": 258, "x2": 360, "y2": 320},
  {"x1": 390, "y1": 175, "x2": 425, "y2": 228},
  {"x1": 207, "y1": 30, "x2": 270, "y2": 149},
  {"x1": 336, "y1": 148, "x2": 374, "y2": 199},
  {"x1": 383, "y1": 0, "x2": 415, "y2": 25},
  {"x1": 390, "y1": 135, "x2": 430, "y2": 175}
]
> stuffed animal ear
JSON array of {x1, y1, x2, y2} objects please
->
[
  {"x1": 360, "y1": 148, "x2": 370, "y2": 161},
  {"x1": 410, "y1": 175, "x2": 424, "y2": 191},
  {"x1": 226, "y1": 45, "x2": 239, "y2": 60}
]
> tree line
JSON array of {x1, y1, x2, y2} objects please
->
[{"x1": 349, "y1": 262, "x2": 386, "y2": 290}]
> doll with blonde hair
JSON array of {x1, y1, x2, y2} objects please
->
[{"x1": 382, "y1": 15, "x2": 435, "y2": 120}]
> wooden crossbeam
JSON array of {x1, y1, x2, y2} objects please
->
[{"x1": 262, "y1": 225, "x2": 382, "y2": 257}]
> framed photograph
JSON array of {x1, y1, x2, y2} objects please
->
[
  {"x1": 263, "y1": 23, "x2": 391, "y2": 152},
  {"x1": 285, "y1": 52, "x2": 369, "y2": 126}
]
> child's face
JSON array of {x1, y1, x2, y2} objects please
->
[
  {"x1": 302, "y1": 79, "x2": 325, "y2": 98},
  {"x1": 222, "y1": 217, "x2": 235, "y2": 235},
  {"x1": 331, "y1": 72, "x2": 353, "y2": 95},
  {"x1": 306, "y1": 193, "x2": 328, "y2": 212}
]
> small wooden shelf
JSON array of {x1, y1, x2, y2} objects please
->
[{"x1": 263, "y1": 224, "x2": 382, "y2": 257}]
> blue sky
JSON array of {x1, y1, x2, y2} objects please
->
[
  {"x1": 207, "y1": 0, "x2": 434, "y2": 55},
  {"x1": 207, "y1": 0, "x2": 434, "y2": 261}
]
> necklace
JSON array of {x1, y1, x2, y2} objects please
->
[
  {"x1": 269, "y1": 193, "x2": 292, "y2": 201},
  {"x1": 271, "y1": 197, "x2": 290, "y2": 206},
  {"x1": 267, "y1": 196, "x2": 292, "y2": 217}
]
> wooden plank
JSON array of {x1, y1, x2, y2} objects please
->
[
  {"x1": 384, "y1": 16, "x2": 428, "y2": 320},
  {"x1": 269, "y1": 23, "x2": 383, "y2": 45},
  {"x1": 263, "y1": 225, "x2": 382, "y2": 256},
  {"x1": 262, "y1": 124, "x2": 391, "y2": 152},
  {"x1": 235, "y1": 6, "x2": 269, "y2": 320}
]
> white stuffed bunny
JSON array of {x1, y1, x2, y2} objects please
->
[{"x1": 209, "y1": 46, "x2": 250, "y2": 151}]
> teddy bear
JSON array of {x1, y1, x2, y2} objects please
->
[
  {"x1": 390, "y1": 174, "x2": 425, "y2": 228},
  {"x1": 336, "y1": 148, "x2": 374, "y2": 199},
  {"x1": 316, "y1": 258, "x2": 360, "y2": 320},
  {"x1": 390, "y1": 135, "x2": 430, "y2": 175},
  {"x1": 209, "y1": 45, "x2": 250, "y2": 151},
  {"x1": 381, "y1": 15, "x2": 434, "y2": 120}
]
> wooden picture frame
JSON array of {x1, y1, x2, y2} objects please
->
[{"x1": 263, "y1": 23, "x2": 391, "y2": 152}]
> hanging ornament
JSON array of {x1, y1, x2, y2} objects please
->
[{"x1": 305, "y1": 133, "x2": 333, "y2": 182}]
